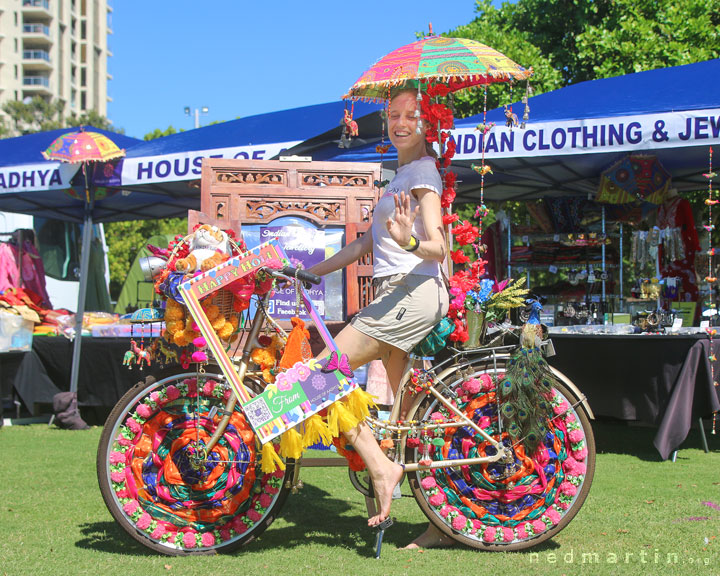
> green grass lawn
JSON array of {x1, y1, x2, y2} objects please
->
[{"x1": 1, "y1": 421, "x2": 719, "y2": 576}]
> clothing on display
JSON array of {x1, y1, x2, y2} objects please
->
[
  {"x1": 0, "y1": 231, "x2": 52, "y2": 309},
  {"x1": 657, "y1": 196, "x2": 700, "y2": 301}
]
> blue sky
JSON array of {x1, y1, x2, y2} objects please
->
[{"x1": 107, "y1": 1, "x2": 480, "y2": 139}]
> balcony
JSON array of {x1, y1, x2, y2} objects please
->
[
  {"x1": 22, "y1": 49, "x2": 52, "y2": 70},
  {"x1": 23, "y1": 75, "x2": 52, "y2": 95},
  {"x1": 22, "y1": 23, "x2": 53, "y2": 44},
  {"x1": 22, "y1": 0, "x2": 51, "y2": 18},
  {"x1": 23, "y1": 75, "x2": 49, "y2": 86},
  {"x1": 22, "y1": 0, "x2": 50, "y2": 8},
  {"x1": 23, "y1": 23, "x2": 51, "y2": 35}
]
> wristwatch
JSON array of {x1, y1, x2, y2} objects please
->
[{"x1": 402, "y1": 235, "x2": 420, "y2": 252}]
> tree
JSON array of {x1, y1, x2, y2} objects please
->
[
  {"x1": 1, "y1": 97, "x2": 66, "y2": 135},
  {"x1": 446, "y1": 0, "x2": 720, "y2": 117},
  {"x1": 0, "y1": 96, "x2": 123, "y2": 137},
  {"x1": 104, "y1": 218, "x2": 186, "y2": 300},
  {"x1": 574, "y1": 0, "x2": 720, "y2": 80},
  {"x1": 143, "y1": 126, "x2": 179, "y2": 141},
  {"x1": 447, "y1": 0, "x2": 564, "y2": 117}
]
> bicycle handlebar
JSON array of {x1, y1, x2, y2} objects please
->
[{"x1": 274, "y1": 266, "x2": 322, "y2": 286}]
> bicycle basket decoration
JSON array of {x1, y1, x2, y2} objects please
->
[
  {"x1": 148, "y1": 224, "x2": 259, "y2": 355},
  {"x1": 176, "y1": 238, "x2": 376, "y2": 470}
]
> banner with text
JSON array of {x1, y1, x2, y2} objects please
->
[
  {"x1": 450, "y1": 108, "x2": 720, "y2": 160},
  {"x1": 94, "y1": 141, "x2": 301, "y2": 187},
  {"x1": 0, "y1": 162, "x2": 79, "y2": 194}
]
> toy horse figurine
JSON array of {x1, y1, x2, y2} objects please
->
[
  {"x1": 123, "y1": 349, "x2": 136, "y2": 369},
  {"x1": 339, "y1": 109, "x2": 359, "y2": 148},
  {"x1": 343, "y1": 109, "x2": 359, "y2": 137},
  {"x1": 504, "y1": 105, "x2": 519, "y2": 128},
  {"x1": 131, "y1": 340, "x2": 153, "y2": 370}
]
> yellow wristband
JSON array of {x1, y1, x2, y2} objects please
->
[{"x1": 402, "y1": 235, "x2": 420, "y2": 252}]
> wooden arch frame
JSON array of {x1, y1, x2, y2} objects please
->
[{"x1": 192, "y1": 158, "x2": 382, "y2": 318}]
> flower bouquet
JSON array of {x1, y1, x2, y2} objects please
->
[{"x1": 447, "y1": 259, "x2": 528, "y2": 348}]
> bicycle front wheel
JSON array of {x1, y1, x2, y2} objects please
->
[
  {"x1": 407, "y1": 357, "x2": 595, "y2": 551},
  {"x1": 97, "y1": 371, "x2": 291, "y2": 555}
]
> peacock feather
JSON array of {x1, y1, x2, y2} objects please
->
[{"x1": 498, "y1": 299, "x2": 556, "y2": 454}]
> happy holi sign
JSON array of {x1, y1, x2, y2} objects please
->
[{"x1": 178, "y1": 238, "x2": 356, "y2": 443}]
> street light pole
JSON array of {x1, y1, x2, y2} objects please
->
[{"x1": 184, "y1": 106, "x2": 209, "y2": 129}]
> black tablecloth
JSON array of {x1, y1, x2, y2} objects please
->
[
  {"x1": 548, "y1": 333, "x2": 720, "y2": 459},
  {"x1": 0, "y1": 336, "x2": 146, "y2": 412}
]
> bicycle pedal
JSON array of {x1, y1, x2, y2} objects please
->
[
  {"x1": 376, "y1": 517, "x2": 393, "y2": 531},
  {"x1": 374, "y1": 517, "x2": 394, "y2": 559}
]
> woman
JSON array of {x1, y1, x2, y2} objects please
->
[{"x1": 307, "y1": 89, "x2": 449, "y2": 532}]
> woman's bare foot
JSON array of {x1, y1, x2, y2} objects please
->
[
  {"x1": 402, "y1": 523, "x2": 454, "y2": 549},
  {"x1": 367, "y1": 461, "x2": 404, "y2": 527}
]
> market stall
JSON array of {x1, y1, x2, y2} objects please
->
[{"x1": 279, "y1": 59, "x2": 720, "y2": 454}]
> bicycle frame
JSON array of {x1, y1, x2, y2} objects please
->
[{"x1": 187, "y1": 325, "x2": 514, "y2": 473}]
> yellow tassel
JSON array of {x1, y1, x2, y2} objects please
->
[
  {"x1": 279, "y1": 427, "x2": 304, "y2": 460},
  {"x1": 260, "y1": 441, "x2": 285, "y2": 474},
  {"x1": 329, "y1": 400, "x2": 360, "y2": 434},
  {"x1": 326, "y1": 403, "x2": 339, "y2": 437},
  {"x1": 302, "y1": 414, "x2": 333, "y2": 448},
  {"x1": 345, "y1": 388, "x2": 376, "y2": 421}
]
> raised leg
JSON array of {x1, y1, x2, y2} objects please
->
[{"x1": 322, "y1": 324, "x2": 406, "y2": 526}]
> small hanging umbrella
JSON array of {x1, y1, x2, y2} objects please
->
[
  {"x1": 42, "y1": 129, "x2": 126, "y2": 163},
  {"x1": 597, "y1": 154, "x2": 671, "y2": 205},
  {"x1": 43, "y1": 128, "x2": 126, "y2": 395},
  {"x1": 345, "y1": 35, "x2": 532, "y2": 102}
]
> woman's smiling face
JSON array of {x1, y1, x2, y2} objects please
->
[{"x1": 388, "y1": 91, "x2": 426, "y2": 161}]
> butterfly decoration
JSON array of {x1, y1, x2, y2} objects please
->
[{"x1": 321, "y1": 351, "x2": 354, "y2": 378}]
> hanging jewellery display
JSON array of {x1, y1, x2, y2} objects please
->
[{"x1": 702, "y1": 146, "x2": 718, "y2": 434}]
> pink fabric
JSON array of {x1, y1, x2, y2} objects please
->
[
  {"x1": 0, "y1": 243, "x2": 19, "y2": 293},
  {"x1": 0, "y1": 241, "x2": 51, "y2": 308}
]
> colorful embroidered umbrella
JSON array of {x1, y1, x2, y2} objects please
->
[
  {"x1": 42, "y1": 128, "x2": 125, "y2": 163},
  {"x1": 344, "y1": 35, "x2": 532, "y2": 102},
  {"x1": 41, "y1": 128, "x2": 126, "y2": 396},
  {"x1": 597, "y1": 154, "x2": 671, "y2": 205}
]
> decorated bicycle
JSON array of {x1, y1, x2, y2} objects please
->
[{"x1": 97, "y1": 34, "x2": 595, "y2": 556}]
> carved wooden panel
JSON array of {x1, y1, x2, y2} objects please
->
[
  {"x1": 245, "y1": 199, "x2": 343, "y2": 222},
  {"x1": 300, "y1": 172, "x2": 372, "y2": 188},
  {"x1": 215, "y1": 169, "x2": 286, "y2": 186},
  {"x1": 346, "y1": 222, "x2": 374, "y2": 316},
  {"x1": 200, "y1": 158, "x2": 381, "y2": 319}
]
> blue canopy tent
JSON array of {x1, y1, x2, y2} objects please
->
[
  {"x1": 282, "y1": 59, "x2": 720, "y2": 202},
  {"x1": 88, "y1": 100, "x2": 380, "y2": 221},
  {"x1": 0, "y1": 126, "x2": 143, "y2": 398}
]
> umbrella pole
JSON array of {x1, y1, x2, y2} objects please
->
[{"x1": 69, "y1": 177, "x2": 95, "y2": 395}]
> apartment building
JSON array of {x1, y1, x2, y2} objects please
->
[{"x1": 0, "y1": 0, "x2": 111, "y2": 124}]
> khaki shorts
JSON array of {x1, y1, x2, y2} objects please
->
[{"x1": 351, "y1": 273, "x2": 449, "y2": 352}]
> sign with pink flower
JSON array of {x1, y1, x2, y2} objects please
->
[{"x1": 243, "y1": 356, "x2": 358, "y2": 443}]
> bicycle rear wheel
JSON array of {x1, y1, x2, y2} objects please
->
[
  {"x1": 407, "y1": 357, "x2": 595, "y2": 550},
  {"x1": 97, "y1": 370, "x2": 291, "y2": 555}
]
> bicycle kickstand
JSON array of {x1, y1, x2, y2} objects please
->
[{"x1": 374, "y1": 517, "x2": 394, "y2": 559}]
